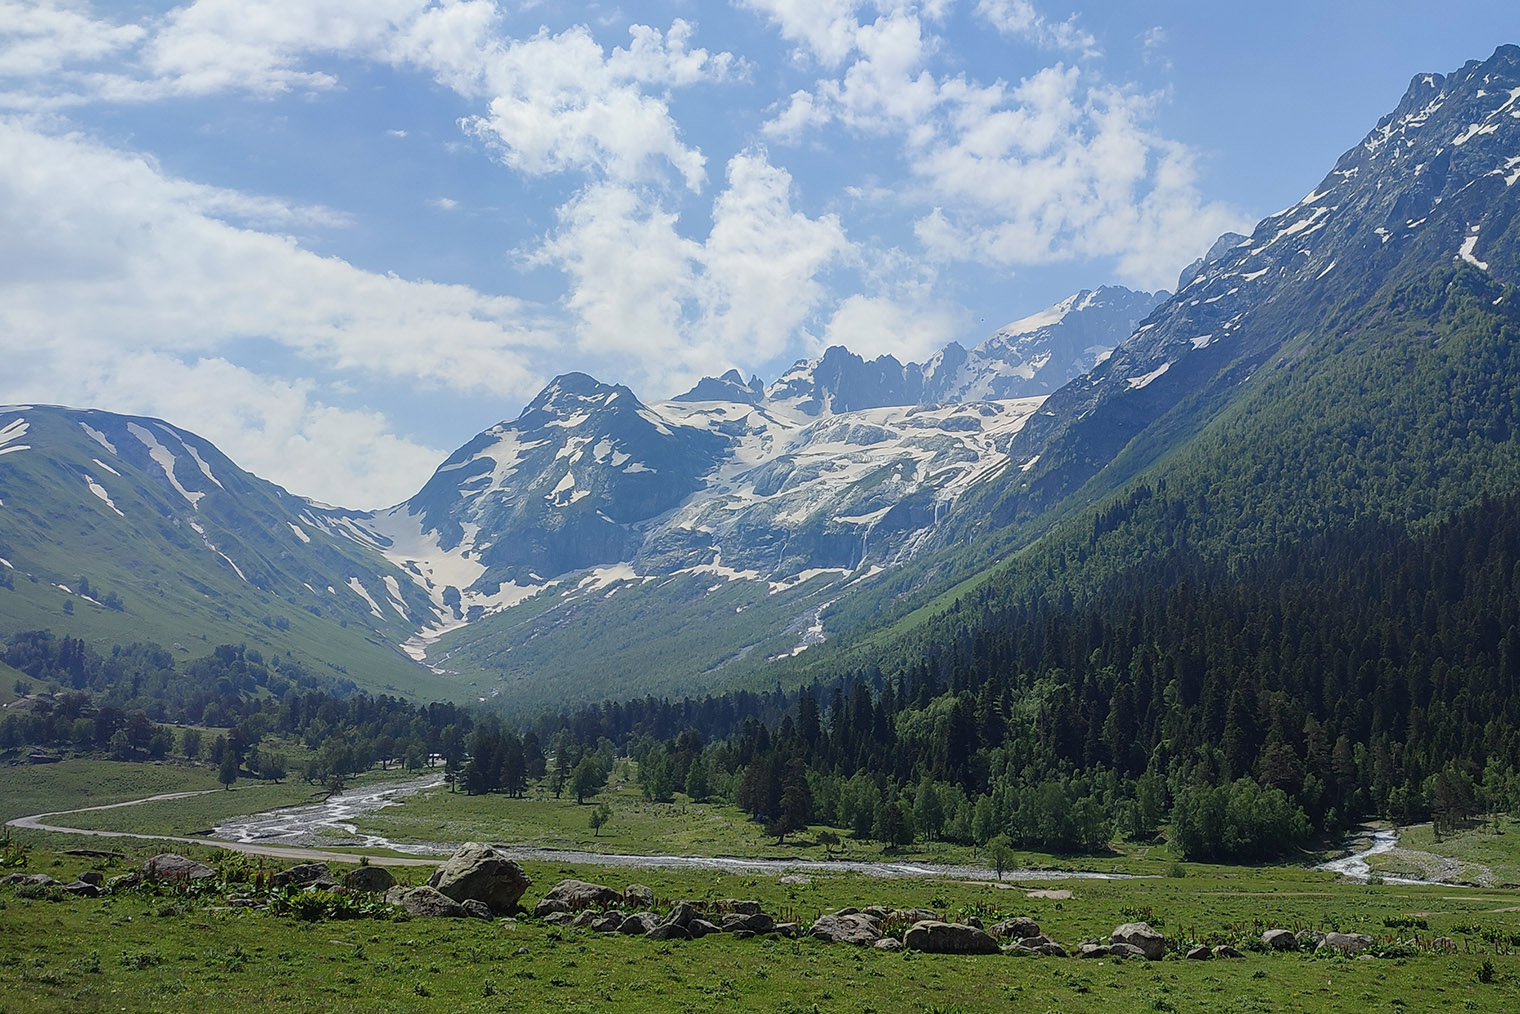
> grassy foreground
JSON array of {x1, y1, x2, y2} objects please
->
[{"x1": 3, "y1": 841, "x2": 1520, "y2": 1013}]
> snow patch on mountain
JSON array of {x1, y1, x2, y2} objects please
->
[
  {"x1": 127, "y1": 422, "x2": 203, "y2": 507},
  {"x1": 84, "y1": 475, "x2": 124, "y2": 517}
]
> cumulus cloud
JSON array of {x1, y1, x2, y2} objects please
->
[
  {"x1": 755, "y1": 4, "x2": 1247, "y2": 290},
  {"x1": 0, "y1": 120, "x2": 552, "y2": 505},
  {"x1": 535, "y1": 149, "x2": 852, "y2": 394},
  {"x1": 973, "y1": 0, "x2": 1098, "y2": 55}
]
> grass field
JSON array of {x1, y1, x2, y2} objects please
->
[
  {"x1": 3, "y1": 841, "x2": 1520, "y2": 1013},
  {"x1": 8, "y1": 761, "x2": 1520, "y2": 1011}
]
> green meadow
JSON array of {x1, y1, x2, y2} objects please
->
[{"x1": 5, "y1": 760, "x2": 1520, "y2": 1012}]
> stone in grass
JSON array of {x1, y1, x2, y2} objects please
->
[
  {"x1": 1212, "y1": 945, "x2": 1246, "y2": 959},
  {"x1": 392, "y1": 885, "x2": 468, "y2": 918},
  {"x1": 1186, "y1": 946, "x2": 1213, "y2": 960},
  {"x1": 534, "y1": 878, "x2": 623, "y2": 917},
  {"x1": 542, "y1": 911, "x2": 575, "y2": 927},
  {"x1": 646, "y1": 924, "x2": 691, "y2": 941},
  {"x1": 63, "y1": 880, "x2": 103, "y2": 897},
  {"x1": 624, "y1": 884, "x2": 655, "y2": 908},
  {"x1": 721, "y1": 912, "x2": 775, "y2": 934},
  {"x1": 874, "y1": 938, "x2": 905, "y2": 952},
  {"x1": 1110, "y1": 922, "x2": 1165, "y2": 961},
  {"x1": 687, "y1": 919, "x2": 722, "y2": 938},
  {"x1": 1077, "y1": 943, "x2": 1109, "y2": 959},
  {"x1": 662, "y1": 901, "x2": 698, "y2": 929},
  {"x1": 591, "y1": 912, "x2": 626, "y2": 933},
  {"x1": 775, "y1": 922, "x2": 802, "y2": 939},
  {"x1": 990, "y1": 917, "x2": 1041, "y2": 940},
  {"x1": 77, "y1": 871, "x2": 104, "y2": 886},
  {"x1": 1, "y1": 873, "x2": 59, "y2": 887},
  {"x1": 428, "y1": 844, "x2": 531, "y2": 914},
  {"x1": 271, "y1": 863, "x2": 330, "y2": 890},
  {"x1": 143, "y1": 853, "x2": 217, "y2": 881},
  {"x1": 344, "y1": 866, "x2": 396, "y2": 892},
  {"x1": 1318, "y1": 932, "x2": 1374, "y2": 955},
  {"x1": 462, "y1": 899, "x2": 494, "y2": 921},
  {"x1": 904, "y1": 921, "x2": 1001, "y2": 955},
  {"x1": 618, "y1": 912, "x2": 659, "y2": 935},
  {"x1": 720, "y1": 900, "x2": 764, "y2": 916},
  {"x1": 1108, "y1": 942, "x2": 1149, "y2": 960},
  {"x1": 1262, "y1": 928, "x2": 1298, "y2": 951},
  {"x1": 809, "y1": 914, "x2": 882, "y2": 945}
]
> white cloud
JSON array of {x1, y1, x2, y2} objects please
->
[
  {"x1": 0, "y1": 0, "x2": 144, "y2": 78},
  {"x1": 534, "y1": 150, "x2": 852, "y2": 394},
  {"x1": 0, "y1": 120, "x2": 554, "y2": 505},
  {"x1": 823, "y1": 293, "x2": 963, "y2": 365},
  {"x1": 430, "y1": 196, "x2": 459, "y2": 210},
  {"x1": 736, "y1": 0, "x2": 862, "y2": 67},
  {"x1": 973, "y1": 0, "x2": 1098, "y2": 55}
]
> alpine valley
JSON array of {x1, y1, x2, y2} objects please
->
[{"x1": 4, "y1": 45, "x2": 1520, "y2": 722}]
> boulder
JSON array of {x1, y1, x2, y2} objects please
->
[
  {"x1": 663, "y1": 901, "x2": 698, "y2": 929},
  {"x1": 646, "y1": 923, "x2": 691, "y2": 941},
  {"x1": 618, "y1": 912, "x2": 659, "y2": 935},
  {"x1": 343, "y1": 866, "x2": 396, "y2": 892},
  {"x1": 535, "y1": 878, "x2": 623, "y2": 916},
  {"x1": 592, "y1": 912, "x2": 627, "y2": 933},
  {"x1": 1319, "y1": 932, "x2": 1374, "y2": 954},
  {"x1": 1110, "y1": 922, "x2": 1165, "y2": 961},
  {"x1": 1109, "y1": 942, "x2": 1149, "y2": 960},
  {"x1": 1077, "y1": 943, "x2": 1109, "y2": 959},
  {"x1": 271, "y1": 862, "x2": 330, "y2": 890},
  {"x1": 1212, "y1": 944, "x2": 1245, "y2": 959},
  {"x1": 688, "y1": 918, "x2": 721, "y2": 938},
  {"x1": 542, "y1": 911, "x2": 575, "y2": 926},
  {"x1": 1262, "y1": 928, "x2": 1297, "y2": 951},
  {"x1": 393, "y1": 885, "x2": 467, "y2": 918},
  {"x1": 1295, "y1": 929, "x2": 1325, "y2": 949},
  {"x1": 721, "y1": 912, "x2": 775, "y2": 934},
  {"x1": 775, "y1": 922, "x2": 802, "y2": 939},
  {"x1": 462, "y1": 899, "x2": 494, "y2": 920},
  {"x1": 904, "y1": 920, "x2": 1001, "y2": 955},
  {"x1": 624, "y1": 884, "x2": 655, "y2": 908},
  {"x1": 1, "y1": 873, "x2": 58, "y2": 887},
  {"x1": 722, "y1": 899, "x2": 764, "y2": 916},
  {"x1": 77, "y1": 871, "x2": 104, "y2": 886},
  {"x1": 810, "y1": 913, "x2": 882, "y2": 945},
  {"x1": 730, "y1": 929, "x2": 756, "y2": 940},
  {"x1": 874, "y1": 938, "x2": 905, "y2": 952},
  {"x1": 143, "y1": 853, "x2": 216, "y2": 881},
  {"x1": 1186, "y1": 946, "x2": 1213, "y2": 960},
  {"x1": 106, "y1": 872, "x2": 142, "y2": 893},
  {"x1": 964, "y1": 915, "x2": 984, "y2": 930},
  {"x1": 428, "y1": 843, "x2": 531, "y2": 914},
  {"x1": 62, "y1": 880, "x2": 103, "y2": 897},
  {"x1": 991, "y1": 917, "x2": 1042, "y2": 940}
]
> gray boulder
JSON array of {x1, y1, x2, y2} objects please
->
[
  {"x1": 688, "y1": 918, "x2": 721, "y2": 938},
  {"x1": 542, "y1": 911, "x2": 576, "y2": 926},
  {"x1": 646, "y1": 923, "x2": 691, "y2": 941},
  {"x1": 1, "y1": 873, "x2": 59, "y2": 887},
  {"x1": 874, "y1": 938, "x2": 905, "y2": 952},
  {"x1": 775, "y1": 922, "x2": 802, "y2": 939},
  {"x1": 1077, "y1": 943, "x2": 1109, "y2": 958},
  {"x1": 1262, "y1": 928, "x2": 1297, "y2": 951},
  {"x1": 534, "y1": 878, "x2": 623, "y2": 916},
  {"x1": 721, "y1": 912, "x2": 775, "y2": 934},
  {"x1": 1111, "y1": 922, "x2": 1165, "y2": 961},
  {"x1": 810, "y1": 913, "x2": 883, "y2": 945},
  {"x1": 77, "y1": 871, "x2": 104, "y2": 886},
  {"x1": 393, "y1": 885, "x2": 467, "y2": 918},
  {"x1": 343, "y1": 866, "x2": 396, "y2": 892},
  {"x1": 427, "y1": 843, "x2": 531, "y2": 914},
  {"x1": 143, "y1": 853, "x2": 216, "y2": 881},
  {"x1": 618, "y1": 912, "x2": 659, "y2": 935},
  {"x1": 63, "y1": 880, "x2": 103, "y2": 897},
  {"x1": 106, "y1": 872, "x2": 142, "y2": 892},
  {"x1": 462, "y1": 899, "x2": 494, "y2": 920},
  {"x1": 271, "y1": 862, "x2": 330, "y2": 889},
  {"x1": 1319, "y1": 932, "x2": 1374, "y2": 954},
  {"x1": 591, "y1": 912, "x2": 627, "y2": 933},
  {"x1": 1186, "y1": 946, "x2": 1213, "y2": 960},
  {"x1": 663, "y1": 901, "x2": 698, "y2": 928},
  {"x1": 904, "y1": 920, "x2": 1001, "y2": 955},
  {"x1": 1109, "y1": 942, "x2": 1149, "y2": 960},
  {"x1": 1212, "y1": 944, "x2": 1245, "y2": 959},
  {"x1": 991, "y1": 917, "x2": 1042, "y2": 940},
  {"x1": 1296, "y1": 929, "x2": 1325, "y2": 949},
  {"x1": 624, "y1": 884, "x2": 655, "y2": 908},
  {"x1": 721, "y1": 899, "x2": 764, "y2": 916}
]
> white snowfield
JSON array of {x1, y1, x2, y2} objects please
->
[
  {"x1": 126, "y1": 422, "x2": 204, "y2": 507},
  {"x1": 0, "y1": 417, "x2": 30, "y2": 456}
]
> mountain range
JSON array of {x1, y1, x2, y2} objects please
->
[{"x1": 3, "y1": 45, "x2": 1519, "y2": 712}]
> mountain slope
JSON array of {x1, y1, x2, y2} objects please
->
[{"x1": 0, "y1": 406, "x2": 459, "y2": 699}]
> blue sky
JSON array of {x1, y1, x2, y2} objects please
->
[{"x1": 3, "y1": 1, "x2": 1518, "y2": 507}]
